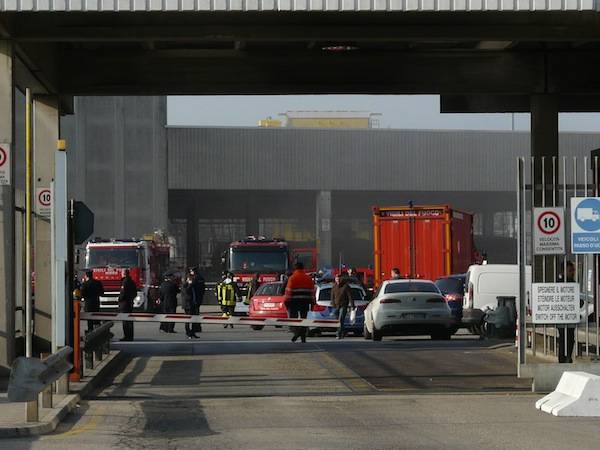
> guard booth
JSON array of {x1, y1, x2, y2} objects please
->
[{"x1": 517, "y1": 155, "x2": 600, "y2": 391}]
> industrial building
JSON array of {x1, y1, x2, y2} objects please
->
[{"x1": 63, "y1": 96, "x2": 600, "y2": 279}]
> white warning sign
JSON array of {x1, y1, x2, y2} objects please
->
[
  {"x1": 531, "y1": 283, "x2": 580, "y2": 324},
  {"x1": 533, "y1": 207, "x2": 565, "y2": 255},
  {"x1": 36, "y1": 187, "x2": 52, "y2": 218},
  {"x1": 0, "y1": 143, "x2": 10, "y2": 185}
]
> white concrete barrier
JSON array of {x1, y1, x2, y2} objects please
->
[{"x1": 536, "y1": 371, "x2": 600, "y2": 416}]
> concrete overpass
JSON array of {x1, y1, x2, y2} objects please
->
[{"x1": 2, "y1": 5, "x2": 600, "y2": 371}]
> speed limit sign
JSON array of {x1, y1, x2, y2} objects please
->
[
  {"x1": 36, "y1": 187, "x2": 52, "y2": 218},
  {"x1": 533, "y1": 207, "x2": 565, "y2": 255}
]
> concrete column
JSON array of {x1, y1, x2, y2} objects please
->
[
  {"x1": 530, "y1": 95, "x2": 559, "y2": 158},
  {"x1": 530, "y1": 94, "x2": 559, "y2": 283},
  {"x1": 531, "y1": 94, "x2": 559, "y2": 201},
  {"x1": 152, "y1": 97, "x2": 168, "y2": 231},
  {"x1": 33, "y1": 96, "x2": 59, "y2": 355},
  {"x1": 316, "y1": 191, "x2": 332, "y2": 268},
  {"x1": 113, "y1": 98, "x2": 126, "y2": 237},
  {"x1": 0, "y1": 41, "x2": 16, "y2": 374}
]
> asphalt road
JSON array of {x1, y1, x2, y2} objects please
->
[{"x1": 3, "y1": 324, "x2": 600, "y2": 449}]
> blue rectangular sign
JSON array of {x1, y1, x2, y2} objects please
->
[{"x1": 571, "y1": 197, "x2": 600, "y2": 254}]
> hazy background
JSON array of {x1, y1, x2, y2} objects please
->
[{"x1": 168, "y1": 95, "x2": 600, "y2": 131}]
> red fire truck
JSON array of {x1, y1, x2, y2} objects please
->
[
  {"x1": 85, "y1": 233, "x2": 170, "y2": 311},
  {"x1": 224, "y1": 236, "x2": 316, "y2": 300}
]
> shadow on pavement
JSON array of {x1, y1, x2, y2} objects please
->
[{"x1": 140, "y1": 399, "x2": 218, "y2": 438}]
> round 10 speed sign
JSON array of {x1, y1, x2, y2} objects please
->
[{"x1": 533, "y1": 207, "x2": 565, "y2": 255}]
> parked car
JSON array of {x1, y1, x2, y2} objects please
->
[
  {"x1": 307, "y1": 282, "x2": 368, "y2": 336},
  {"x1": 363, "y1": 279, "x2": 454, "y2": 341},
  {"x1": 462, "y1": 264, "x2": 532, "y2": 336},
  {"x1": 247, "y1": 281, "x2": 287, "y2": 330},
  {"x1": 434, "y1": 274, "x2": 465, "y2": 333}
]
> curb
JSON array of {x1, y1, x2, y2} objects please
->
[{"x1": 0, "y1": 350, "x2": 123, "y2": 438}]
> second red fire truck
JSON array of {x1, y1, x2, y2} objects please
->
[
  {"x1": 223, "y1": 236, "x2": 316, "y2": 302},
  {"x1": 85, "y1": 233, "x2": 171, "y2": 311}
]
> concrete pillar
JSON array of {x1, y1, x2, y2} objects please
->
[
  {"x1": 152, "y1": 97, "x2": 168, "y2": 232},
  {"x1": 530, "y1": 94, "x2": 559, "y2": 283},
  {"x1": 0, "y1": 41, "x2": 16, "y2": 374},
  {"x1": 316, "y1": 191, "x2": 332, "y2": 268},
  {"x1": 530, "y1": 95, "x2": 559, "y2": 159},
  {"x1": 531, "y1": 94, "x2": 559, "y2": 200},
  {"x1": 33, "y1": 96, "x2": 59, "y2": 355},
  {"x1": 113, "y1": 98, "x2": 126, "y2": 237}
]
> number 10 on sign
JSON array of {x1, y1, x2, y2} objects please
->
[{"x1": 533, "y1": 207, "x2": 565, "y2": 255}]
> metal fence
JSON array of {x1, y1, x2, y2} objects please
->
[{"x1": 517, "y1": 156, "x2": 600, "y2": 366}]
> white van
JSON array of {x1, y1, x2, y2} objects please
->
[{"x1": 462, "y1": 264, "x2": 531, "y2": 332}]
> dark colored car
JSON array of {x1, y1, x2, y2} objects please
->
[{"x1": 434, "y1": 274, "x2": 466, "y2": 332}]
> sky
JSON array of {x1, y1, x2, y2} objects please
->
[{"x1": 168, "y1": 95, "x2": 600, "y2": 132}]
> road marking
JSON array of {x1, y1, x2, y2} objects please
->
[
  {"x1": 311, "y1": 352, "x2": 376, "y2": 393},
  {"x1": 42, "y1": 404, "x2": 106, "y2": 440}
]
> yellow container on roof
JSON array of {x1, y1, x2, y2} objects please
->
[{"x1": 258, "y1": 119, "x2": 282, "y2": 127}]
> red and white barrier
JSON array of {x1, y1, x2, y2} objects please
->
[{"x1": 80, "y1": 311, "x2": 340, "y2": 328}]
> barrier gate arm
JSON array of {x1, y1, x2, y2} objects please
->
[{"x1": 80, "y1": 312, "x2": 340, "y2": 328}]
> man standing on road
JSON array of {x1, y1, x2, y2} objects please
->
[
  {"x1": 182, "y1": 268, "x2": 205, "y2": 339},
  {"x1": 284, "y1": 262, "x2": 315, "y2": 343},
  {"x1": 159, "y1": 273, "x2": 180, "y2": 334},
  {"x1": 118, "y1": 269, "x2": 137, "y2": 341},
  {"x1": 331, "y1": 275, "x2": 355, "y2": 340},
  {"x1": 391, "y1": 268, "x2": 402, "y2": 280},
  {"x1": 80, "y1": 270, "x2": 104, "y2": 332},
  {"x1": 190, "y1": 268, "x2": 205, "y2": 335}
]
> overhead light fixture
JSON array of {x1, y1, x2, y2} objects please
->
[{"x1": 321, "y1": 45, "x2": 359, "y2": 52}]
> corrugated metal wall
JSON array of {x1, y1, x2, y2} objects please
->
[
  {"x1": 168, "y1": 127, "x2": 600, "y2": 192},
  {"x1": 64, "y1": 96, "x2": 168, "y2": 239}
]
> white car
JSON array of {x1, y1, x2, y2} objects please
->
[{"x1": 364, "y1": 279, "x2": 454, "y2": 341}]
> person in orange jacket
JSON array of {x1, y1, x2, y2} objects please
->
[{"x1": 284, "y1": 262, "x2": 315, "y2": 343}]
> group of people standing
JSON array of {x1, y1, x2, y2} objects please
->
[
  {"x1": 79, "y1": 268, "x2": 137, "y2": 341},
  {"x1": 79, "y1": 261, "x2": 362, "y2": 343},
  {"x1": 159, "y1": 268, "x2": 205, "y2": 339}
]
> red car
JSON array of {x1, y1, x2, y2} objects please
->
[{"x1": 248, "y1": 281, "x2": 287, "y2": 330}]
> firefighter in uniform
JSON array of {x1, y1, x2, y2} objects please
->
[{"x1": 217, "y1": 272, "x2": 239, "y2": 328}]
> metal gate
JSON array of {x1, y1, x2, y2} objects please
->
[{"x1": 517, "y1": 156, "x2": 600, "y2": 390}]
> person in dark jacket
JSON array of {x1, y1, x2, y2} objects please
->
[
  {"x1": 246, "y1": 273, "x2": 261, "y2": 305},
  {"x1": 331, "y1": 275, "x2": 355, "y2": 340},
  {"x1": 118, "y1": 269, "x2": 137, "y2": 341},
  {"x1": 80, "y1": 270, "x2": 104, "y2": 332},
  {"x1": 159, "y1": 274, "x2": 180, "y2": 334},
  {"x1": 182, "y1": 268, "x2": 205, "y2": 339}
]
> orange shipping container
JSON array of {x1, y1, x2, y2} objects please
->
[{"x1": 373, "y1": 205, "x2": 476, "y2": 286}]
